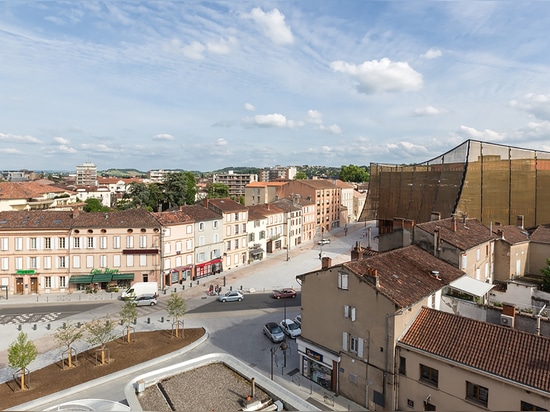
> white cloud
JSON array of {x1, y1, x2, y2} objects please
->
[
  {"x1": 509, "y1": 93, "x2": 550, "y2": 121},
  {"x1": 81, "y1": 143, "x2": 118, "y2": 152},
  {"x1": 330, "y1": 58, "x2": 423, "y2": 94},
  {"x1": 454, "y1": 125, "x2": 505, "y2": 141},
  {"x1": 245, "y1": 8, "x2": 294, "y2": 45},
  {"x1": 0, "y1": 148, "x2": 23, "y2": 154},
  {"x1": 215, "y1": 138, "x2": 228, "y2": 147},
  {"x1": 206, "y1": 37, "x2": 236, "y2": 55},
  {"x1": 244, "y1": 103, "x2": 256, "y2": 111},
  {"x1": 243, "y1": 113, "x2": 304, "y2": 129},
  {"x1": 182, "y1": 41, "x2": 206, "y2": 60},
  {"x1": 307, "y1": 110, "x2": 323, "y2": 124},
  {"x1": 53, "y1": 136, "x2": 70, "y2": 144},
  {"x1": 412, "y1": 106, "x2": 446, "y2": 117},
  {"x1": 57, "y1": 145, "x2": 77, "y2": 153},
  {"x1": 0, "y1": 132, "x2": 42, "y2": 144},
  {"x1": 154, "y1": 133, "x2": 175, "y2": 141},
  {"x1": 318, "y1": 124, "x2": 342, "y2": 135},
  {"x1": 421, "y1": 48, "x2": 442, "y2": 59}
]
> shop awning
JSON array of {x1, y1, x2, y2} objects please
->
[
  {"x1": 250, "y1": 249, "x2": 264, "y2": 256},
  {"x1": 111, "y1": 273, "x2": 135, "y2": 280},
  {"x1": 69, "y1": 275, "x2": 93, "y2": 284},
  {"x1": 92, "y1": 274, "x2": 113, "y2": 283},
  {"x1": 448, "y1": 276, "x2": 494, "y2": 297}
]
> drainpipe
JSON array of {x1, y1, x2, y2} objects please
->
[{"x1": 385, "y1": 309, "x2": 404, "y2": 411}]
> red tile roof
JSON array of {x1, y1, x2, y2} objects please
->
[
  {"x1": 152, "y1": 210, "x2": 194, "y2": 225},
  {"x1": 530, "y1": 224, "x2": 550, "y2": 244},
  {"x1": 399, "y1": 307, "x2": 550, "y2": 393},
  {"x1": 72, "y1": 208, "x2": 160, "y2": 228},
  {"x1": 203, "y1": 198, "x2": 247, "y2": 213},
  {"x1": 0, "y1": 181, "x2": 67, "y2": 199},
  {"x1": 416, "y1": 217, "x2": 497, "y2": 250},
  {"x1": 493, "y1": 224, "x2": 530, "y2": 244},
  {"x1": 0, "y1": 210, "x2": 73, "y2": 229}
]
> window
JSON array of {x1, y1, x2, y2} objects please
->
[
  {"x1": 214, "y1": 233, "x2": 219, "y2": 243},
  {"x1": 420, "y1": 364, "x2": 439, "y2": 387},
  {"x1": 140, "y1": 235, "x2": 147, "y2": 248},
  {"x1": 199, "y1": 222, "x2": 205, "y2": 231},
  {"x1": 259, "y1": 231, "x2": 265, "y2": 240},
  {"x1": 476, "y1": 248, "x2": 481, "y2": 261},
  {"x1": 521, "y1": 401, "x2": 547, "y2": 411},
  {"x1": 1, "y1": 237, "x2": 7, "y2": 251},
  {"x1": 213, "y1": 220, "x2": 219, "y2": 229},
  {"x1": 74, "y1": 237, "x2": 80, "y2": 249},
  {"x1": 234, "y1": 224, "x2": 239, "y2": 234},
  {"x1": 466, "y1": 381, "x2": 488, "y2": 407},
  {"x1": 186, "y1": 225, "x2": 192, "y2": 234},
  {"x1": 242, "y1": 223, "x2": 246, "y2": 233},
  {"x1": 113, "y1": 255, "x2": 121, "y2": 267},
  {"x1": 100, "y1": 255, "x2": 107, "y2": 268},
  {"x1": 73, "y1": 256, "x2": 80, "y2": 268},
  {"x1": 199, "y1": 236, "x2": 205, "y2": 246},
  {"x1": 226, "y1": 226, "x2": 231, "y2": 236},
  {"x1": 113, "y1": 236, "x2": 120, "y2": 249},
  {"x1": 29, "y1": 257, "x2": 38, "y2": 269},
  {"x1": 198, "y1": 252, "x2": 206, "y2": 262},
  {"x1": 234, "y1": 239, "x2": 239, "y2": 249},
  {"x1": 59, "y1": 237, "x2": 66, "y2": 249},
  {"x1": 1, "y1": 257, "x2": 8, "y2": 270},
  {"x1": 87, "y1": 237, "x2": 95, "y2": 249},
  {"x1": 15, "y1": 237, "x2": 23, "y2": 250},
  {"x1": 59, "y1": 256, "x2": 67, "y2": 268},
  {"x1": 234, "y1": 212, "x2": 239, "y2": 221},
  {"x1": 44, "y1": 237, "x2": 51, "y2": 249},
  {"x1": 186, "y1": 239, "x2": 193, "y2": 250},
  {"x1": 226, "y1": 241, "x2": 231, "y2": 251},
  {"x1": 59, "y1": 276, "x2": 66, "y2": 288},
  {"x1": 30, "y1": 237, "x2": 37, "y2": 249},
  {"x1": 399, "y1": 356, "x2": 406, "y2": 375},
  {"x1": 126, "y1": 236, "x2": 134, "y2": 248},
  {"x1": 100, "y1": 236, "x2": 107, "y2": 249},
  {"x1": 338, "y1": 272, "x2": 349, "y2": 290},
  {"x1": 126, "y1": 255, "x2": 134, "y2": 267},
  {"x1": 249, "y1": 233, "x2": 255, "y2": 242},
  {"x1": 344, "y1": 305, "x2": 356, "y2": 321},
  {"x1": 140, "y1": 255, "x2": 147, "y2": 266},
  {"x1": 86, "y1": 255, "x2": 93, "y2": 268},
  {"x1": 44, "y1": 276, "x2": 52, "y2": 288}
]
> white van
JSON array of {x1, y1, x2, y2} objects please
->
[{"x1": 121, "y1": 282, "x2": 158, "y2": 299}]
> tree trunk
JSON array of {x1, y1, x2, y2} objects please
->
[
  {"x1": 68, "y1": 348, "x2": 73, "y2": 368},
  {"x1": 20, "y1": 371, "x2": 25, "y2": 390},
  {"x1": 175, "y1": 323, "x2": 179, "y2": 338},
  {"x1": 101, "y1": 347, "x2": 105, "y2": 365},
  {"x1": 127, "y1": 326, "x2": 131, "y2": 343}
]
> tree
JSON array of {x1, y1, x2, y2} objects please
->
[
  {"x1": 208, "y1": 183, "x2": 229, "y2": 198},
  {"x1": 294, "y1": 171, "x2": 308, "y2": 180},
  {"x1": 541, "y1": 258, "x2": 550, "y2": 292},
  {"x1": 167, "y1": 293, "x2": 187, "y2": 338},
  {"x1": 123, "y1": 182, "x2": 162, "y2": 211},
  {"x1": 8, "y1": 332, "x2": 38, "y2": 390},
  {"x1": 339, "y1": 164, "x2": 370, "y2": 182},
  {"x1": 120, "y1": 299, "x2": 138, "y2": 343},
  {"x1": 83, "y1": 198, "x2": 110, "y2": 212},
  {"x1": 163, "y1": 172, "x2": 197, "y2": 208},
  {"x1": 85, "y1": 317, "x2": 117, "y2": 365},
  {"x1": 53, "y1": 322, "x2": 84, "y2": 369}
]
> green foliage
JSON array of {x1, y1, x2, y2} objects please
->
[
  {"x1": 208, "y1": 183, "x2": 229, "y2": 198},
  {"x1": 339, "y1": 164, "x2": 370, "y2": 182},
  {"x1": 294, "y1": 171, "x2": 308, "y2": 180},
  {"x1": 162, "y1": 172, "x2": 197, "y2": 208},
  {"x1": 541, "y1": 258, "x2": 550, "y2": 292},
  {"x1": 54, "y1": 322, "x2": 84, "y2": 350},
  {"x1": 8, "y1": 332, "x2": 38, "y2": 371},
  {"x1": 167, "y1": 293, "x2": 187, "y2": 320},
  {"x1": 83, "y1": 198, "x2": 110, "y2": 212},
  {"x1": 85, "y1": 317, "x2": 117, "y2": 350},
  {"x1": 120, "y1": 300, "x2": 138, "y2": 327}
]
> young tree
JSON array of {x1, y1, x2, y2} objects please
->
[
  {"x1": 120, "y1": 299, "x2": 138, "y2": 343},
  {"x1": 85, "y1": 317, "x2": 117, "y2": 365},
  {"x1": 167, "y1": 293, "x2": 187, "y2": 338},
  {"x1": 208, "y1": 183, "x2": 229, "y2": 198},
  {"x1": 8, "y1": 332, "x2": 38, "y2": 390},
  {"x1": 294, "y1": 171, "x2": 308, "y2": 180},
  {"x1": 340, "y1": 164, "x2": 370, "y2": 182},
  {"x1": 541, "y1": 258, "x2": 550, "y2": 292},
  {"x1": 53, "y1": 322, "x2": 84, "y2": 369}
]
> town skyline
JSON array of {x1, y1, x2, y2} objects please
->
[{"x1": 2, "y1": 2, "x2": 550, "y2": 171}]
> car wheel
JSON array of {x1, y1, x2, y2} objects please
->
[
  {"x1": 150, "y1": 302, "x2": 155, "y2": 306},
  {"x1": 221, "y1": 299, "x2": 226, "y2": 303},
  {"x1": 292, "y1": 295, "x2": 296, "y2": 298},
  {"x1": 238, "y1": 298, "x2": 242, "y2": 302},
  {"x1": 276, "y1": 296, "x2": 280, "y2": 299}
]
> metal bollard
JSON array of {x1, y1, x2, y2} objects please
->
[
  {"x1": 133, "y1": 318, "x2": 137, "y2": 325},
  {"x1": 120, "y1": 320, "x2": 124, "y2": 325},
  {"x1": 163, "y1": 289, "x2": 167, "y2": 295},
  {"x1": 223, "y1": 276, "x2": 226, "y2": 286},
  {"x1": 230, "y1": 286, "x2": 233, "y2": 291},
  {"x1": 17, "y1": 324, "x2": 22, "y2": 331},
  {"x1": 46, "y1": 324, "x2": 51, "y2": 330},
  {"x1": 160, "y1": 316, "x2": 164, "y2": 323},
  {"x1": 32, "y1": 324, "x2": 37, "y2": 330},
  {"x1": 174, "y1": 288, "x2": 177, "y2": 293},
  {"x1": 182, "y1": 285, "x2": 185, "y2": 290},
  {"x1": 240, "y1": 285, "x2": 243, "y2": 290},
  {"x1": 147, "y1": 318, "x2": 150, "y2": 324},
  {"x1": 196, "y1": 280, "x2": 199, "y2": 285},
  {"x1": 190, "y1": 282, "x2": 192, "y2": 288}
]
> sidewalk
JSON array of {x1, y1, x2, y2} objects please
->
[{"x1": 1, "y1": 221, "x2": 372, "y2": 411}]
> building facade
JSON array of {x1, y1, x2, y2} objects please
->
[
  {"x1": 76, "y1": 161, "x2": 98, "y2": 187},
  {"x1": 213, "y1": 171, "x2": 258, "y2": 197}
]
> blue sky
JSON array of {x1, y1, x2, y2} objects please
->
[{"x1": 1, "y1": 1, "x2": 550, "y2": 172}]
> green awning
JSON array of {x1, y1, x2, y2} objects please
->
[
  {"x1": 111, "y1": 273, "x2": 134, "y2": 280},
  {"x1": 69, "y1": 275, "x2": 93, "y2": 284},
  {"x1": 92, "y1": 274, "x2": 113, "y2": 283}
]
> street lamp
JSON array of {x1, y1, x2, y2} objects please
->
[{"x1": 270, "y1": 341, "x2": 289, "y2": 380}]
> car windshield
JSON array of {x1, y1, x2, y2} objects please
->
[
  {"x1": 271, "y1": 326, "x2": 283, "y2": 333},
  {"x1": 288, "y1": 323, "x2": 299, "y2": 330}
]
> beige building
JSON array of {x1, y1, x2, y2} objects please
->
[
  {"x1": 213, "y1": 171, "x2": 258, "y2": 197},
  {"x1": 0, "y1": 181, "x2": 78, "y2": 211},
  {"x1": 244, "y1": 181, "x2": 287, "y2": 206},
  {"x1": 246, "y1": 208, "x2": 268, "y2": 262},
  {"x1": 528, "y1": 224, "x2": 550, "y2": 277},
  {"x1": 330, "y1": 179, "x2": 354, "y2": 224},
  {"x1": 492, "y1": 220, "x2": 530, "y2": 281},
  {"x1": 0, "y1": 209, "x2": 161, "y2": 295},
  {"x1": 203, "y1": 198, "x2": 248, "y2": 270},
  {"x1": 413, "y1": 216, "x2": 497, "y2": 282},
  {"x1": 76, "y1": 161, "x2": 98, "y2": 186},
  {"x1": 296, "y1": 245, "x2": 464, "y2": 409},
  {"x1": 397, "y1": 307, "x2": 550, "y2": 411},
  {"x1": 247, "y1": 204, "x2": 285, "y2": 254},
  {"x1": 273, "y1": 198, "x2": 303, "y2": 251}
]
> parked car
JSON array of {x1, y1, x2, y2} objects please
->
[
  {"x1": 263, "y1": 322, "x2": 285, "y2": 343},
  {"x1": 279, "y1": 319, "x2": 301, "y2": 339},
  {"x1": 294, "y1": 314, "x2": 302, "y2": 327},
  {"x1": 318, "y1": 238, "x2": 330, "y2": 245},
  {"x1": 217, "y1": 291, "x2": 244, "y2": 303},
  {"x1": 132, "y1": 294, "x2": 158, "y2": 307},
  {"x1": 272, "y1": 288, "x2": 297, "y2": 299}
]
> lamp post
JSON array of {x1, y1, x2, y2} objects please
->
[
  {"x1": 270, "y1": 341, "x2": 289, "y2": 380},
  {"x1": 286, "y1": 214, "x2": 290, "y2": 261}
]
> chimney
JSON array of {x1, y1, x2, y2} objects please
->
[
  {"x1": 321, "y1": 256, "x2": 331, "y2": 269},
  {"x1": 462, "y1": 214, "x2": 467, "y2": 224},
  {"x1": 205, "y1": 198, "x2": 209, "y2": 208},
  {"x1": 72, "y1": 207, "x2": 80, "y2": 219},
  {"x1": 373, "y1": 269, "x2": 380, "y2": 289},
  {"x1": 451, "y1": 216, "x2": 456, "y2": 232},
  {"x1": 431, "y1": 270, "x2": 441, "y2": 280},
  {"x1": 517, "y1": 215, "x2": 524, "y2": 229}
]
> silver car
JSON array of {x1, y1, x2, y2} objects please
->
[
  {"x1": 279, "y1": 318, "x2": 301, "y2": 339},
  {"x1": 217, "y1": 291, "x2": 244, "y2": 303},
  {"x1": 263, "y1": 322, "x2": 285, "y2": 343},
  {"x1": 132, "y1": 294, "x2": 158, "y2": 306}
]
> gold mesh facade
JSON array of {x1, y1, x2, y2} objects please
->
[{"x1": 362, "y1": 140, "x2": 550, "y2": 228}]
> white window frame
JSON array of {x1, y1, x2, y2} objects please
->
[
  {"x1": 59, "y1": 256, "x2": 67, "y2": 268},
  {"x1": 140, "y1": 235, "x2": 147, "y2": 248},
  {"x1": 113, "y1": 236, "x2": 120, "y2": 249},
  {"x1": 338, "y1": 272, "x2": 349, "y2": 290}
]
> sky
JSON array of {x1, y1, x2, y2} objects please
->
[{"x1": 2, "y1": 1, "x2": 550, "y2": 172}]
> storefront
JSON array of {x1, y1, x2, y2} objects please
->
[
  {"x1": 296, "y1": 338, "x2": 340, "y2": 393},
  {"x1": 166, "y1": 265, "x2": 193, "y2": 286},
  {"x1": 195, "y1": 258, "x2": 223, "y2": 279},
  {"x1": 249, "y1": 247, "x2": 264, "y2": 262},
  {"x1": 69, "y1": 269, "x2": 135, "y2": 292}
]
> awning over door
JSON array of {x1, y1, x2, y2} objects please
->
[
  {"x1": 92, "y1": 274, "x2": 113, "y2": 283},
  {"x1": 448, "y1": 276, "x2": 494, "y2": 297},
  {"x1": 69, "y1": 275, "x2": 93, "y2": 284}
]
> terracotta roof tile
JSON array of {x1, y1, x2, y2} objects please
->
[
  {"x1": 0, "y1": 210, "x2": 73, "y2": 229},
  {"x1": 72, "y1": 208, "x2": 160, "y2": 228},
  {"x1": 416, "y1": 217, "x2": 497, "y2": 250},
  {"x1": 343, "y1": 245, "x2": 464, "y2": 308},
  {"x1": 203, "y1": 198, "x2": 247, "y2": 213},
  {"x1": 152, "y1": 210, "x2": 194, "y2": 225},
  {"x1": 493, "y1": 224, "x2": 530, "y2": 244},
  {"x1": 0, "y1": 181, "x2": 67, "y2": 199},
  {"x1": 247, "y1": 203, "x2": 285, "y2": 216},
  {"x1": 399, "y1": 307, "x2": 550, "y2": 393},
  {"x1": 530, "y1": 225, "x2": 550, "y2": 244},
  {"x1": 177, "y1": 205, "x2": 221, "y2": 221}
]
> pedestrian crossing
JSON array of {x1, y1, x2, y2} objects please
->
[{"x1": 0, "y1": 312, "x2": 62, "y2": 325}]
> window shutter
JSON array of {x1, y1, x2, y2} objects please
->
[
  {"x1": 351, "y1": 307, "x2": 356, "y2": 322},
  {"x1": 344, "y1": 305, "x2": 349, "y2": 318},
  {"x1": 342, "y1": 332, "x2": 349, "y2": 351},
  {"x1": 358, "y1": 338, "x2": 364, "y2": 358}
]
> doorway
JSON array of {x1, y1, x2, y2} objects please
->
[
  {"x1": 16, "y1": 278, "x2": 24, "y2": 294},
  {"x1": 30, "y1": 277, "x2": 38, "y2": 294}
]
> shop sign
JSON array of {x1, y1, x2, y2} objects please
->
[
  {"x1": 16, "y1": 270, "x2": 35, "y2": 275},
  {"x1": 306, "y1": 348, "x2": 323, "y2": 362},
  {"x1": 89, "y1": 268, "x2": 119, "y2": 275}
]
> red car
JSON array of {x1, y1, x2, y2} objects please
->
[{"x1": 272, "y1": 288, "x2": 297, "y2": 299}]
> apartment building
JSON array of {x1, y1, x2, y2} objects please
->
[
  {"x1": 258, "y1": 165, "x2": 296, "y2": 182},
  {"x1": 282, "y1": 194, "x2": 316, "y2": 242},
  {"x1": 296, "y1": 245, "x2": 464, "y2": 409},
  {"x1": 247, "y1": 203, "x2": 285, "y2": 254},
  {"x1": 76, "y1": 161, "x2": 98, "y2": 186},
  {"x1": 244, "y1": 181, "x2": 287, "y2": 206},
  {"x1": 203, "y1": 198, "x2": 248, "y2": 270},
  {"x1": 329, "y1": 179, "x2": 354, "y2": 224},
  {"x1": 179, "y1": 205, "x2": 224, "y2": 279},
  {"x1": 272, "y1": 198, "x2": 303, "y2": 250},
  {"x1": 152, "y1": 209, "x2": 195, "y2": 288},
  {"x1": 0, "y1": 181, "x2": 77, "y2": 211},
  {"x1": 397, "y1": 307, "x2": 550, "y2": 411},
  {"x1": 147, "y1": 169, "x2": 177, "y2": 183},
  {"x1": 213, "y1": 171, "x2": 258, "y2": 197},
  {"x1": 0, "y1": 209, "x2": 161, "y2": 295},
  {"x1": 246, "y1": 208, "x2": 267, "y2": 262}
]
